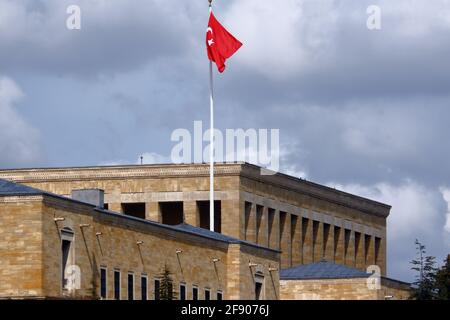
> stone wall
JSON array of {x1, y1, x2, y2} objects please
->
[
  {"x1": 0, "y1": 197, "x2": 44, "y2": 298},
  {"x1": 0, "y1": 194, "x2": 279, "y2": 300},
  {"x1": 280, "y1": 277, "x2": 410, "y2": 300},
  {"x1": 0, "y1": 163, "x2": 389, "y2": 276}
]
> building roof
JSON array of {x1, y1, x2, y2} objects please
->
[
  {"x1": 0, "y1": 178, "x2": 279, "y2": 253},
  {"x1": 0, "y1": 163, "x2": 391, "y2": 217},
  {"x1": 0, "y1": 178, "x2": 43, "y2": 195},
  {"x1": 280, "y1": 260, "x2": 370, "y2": 280}
]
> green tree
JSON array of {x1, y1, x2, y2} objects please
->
[
  {"x1": 158, "y1": 264, "x2": 177, "y2": 300},
  {"x1": 410, "y1": 239, "x2": 438, "y2": 300},
  {"x1": 435, "y1": 254, "x2": 450, "y2": 300}
]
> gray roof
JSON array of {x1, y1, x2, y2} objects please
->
[
  {"x1": 280, "y1": 260, "x2": 370, "y2": 280},
  {"x1": 0, "y1": 178, "x2": 44, "y2": 195},
  {"x1": 0, "y1": 178, "x2": 278, "y2": 253}
]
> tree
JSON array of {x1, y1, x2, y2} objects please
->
[
  {"x1": 435, "y1": 254, "x2": 450, "y2": 300},
  {"x1": 410, "y1": 239, "x2": 438, "y2": 300},
  {"x1": 158, "y1": 264, "x2": 177, "y2": 300}
]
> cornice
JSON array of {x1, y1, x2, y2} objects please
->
[{"x1": 0, "y1": 162, "x2": 390, "y2": 217}]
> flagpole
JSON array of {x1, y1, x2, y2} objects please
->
[{"x1": 208, "y1": 0, "x2": 215, "y2": 232}]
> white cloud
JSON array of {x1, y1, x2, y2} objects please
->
[
  {"x1": 225, "y1": 0, "x2": 337, "y2": 79},
  {"x1": 440, "y1": 187, "x2": 450, "y2": 234},
  {"x1": 332, "y1": 180, "x2": 449, "y2": 281},
  {"x1": 0, "y1": 76, "x2": 42, "y2": 167}
]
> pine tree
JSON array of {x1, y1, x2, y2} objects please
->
[
  {"x1": 158, "y1": 264, "x2": 178, "y2": 300},
  {"x1": 410, "y1": 239, "x2": 438, "y2": 300},
  {"x1": 435, "y1": 254, "x2": 450, "y2": 300}
]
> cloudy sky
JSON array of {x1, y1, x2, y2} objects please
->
[{"x1": 1, "y1": 0, "x2": 449, "y2": 282}]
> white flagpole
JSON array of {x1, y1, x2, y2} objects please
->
[{"x1": 208, "y1": 1, "x2": 215, "y2": 232}]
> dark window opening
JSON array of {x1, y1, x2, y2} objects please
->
[
  {"x1": 61, "y1": 240, "x2": 71, "y2": 289},
  {"x1": 122, "y1": 203, "x2": 146, "y2": 219},
  {"x1": 192, "y1": 287, "x2": 198, "y2": 300},
  {"x1": 100, "y1": 268, "x2": 107, "y2": 299},
  {"x1": 114, "y1": 270, "x2": 121, "y2": 300},
  {"x1": 154, "y1": 279, "x2": 161, "y2": 300},
  {"x1": 61, "y1": 228, "x2": 74, "y2": 290},
  {"x1": 217, "y1": 291, "x2": 223, "y2": 300},
  {"x1": 103, "y1": 203, "x2": 109, "y2": 210},
  {"x1": 127, "y1": 274, "x2": 134, "y2": 300},
  {"x1": 180, "y1": 284, "x2": 186, "y2": 300},
  {"x1": 197, "y1": 201, "x2": 221, "y2": 233},
  {"x1": 141, "y1": 276, "x2": 148, "y2": 301},
  {"x1": 204, "y1": 289, "x2": 210, "y2": 300},
  {"x1": 255, "y1": 282, "x2": 263, "y2": 300},
  {"x1": 160, "y1": 202, "x2": 184, "y2": 225}
]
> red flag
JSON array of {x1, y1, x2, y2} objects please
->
[{"x1": 206, "y1": 12, "x2": 242, "y2": 73}]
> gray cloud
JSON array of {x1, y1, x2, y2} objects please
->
[{"x1": 0, "y1": 0, "x2": 449, "y2": 281}]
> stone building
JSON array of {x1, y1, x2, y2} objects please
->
[
  {"x1": 0, "y1": 162, "x2": 409, "y2": 299},
  {"x1": 0, "y1": 179, "x2": 279, "y2": 300},
  {"x1": 280, "y1": 261, "x2": 410, "y2": 300}
]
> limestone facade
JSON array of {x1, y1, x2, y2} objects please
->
[
  {"x1": 280, "y1": 277, "x2": 411, "y2": 300},
  {"x1": 0, "y1": 193, "x2": 279, "y2": 300},
  {"x1": 0, "y1": 163, "x2": 389, "y2": 275}
]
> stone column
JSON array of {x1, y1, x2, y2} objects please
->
[
  {"x1": 302, "y1": 218, "x2": 313, "y2": 264},
  {"x1": 145, "y1": 202, "x2": 161, "y2": 222},
  {"x1": 280, "y1": 212, "x2": 292, "y2": 268},
  {"x1": 256, "y1": 206, "x2": 269, "y2": 247},
  {"x1": 379, "y1": 234, "x2": 387, "y2": 276},
  {"x1": 313, "y1": 221, "x2": 323, "y2": 262},
  {"x1": 184, "y1": 201, "x2": 199, "y2": 227},
  {"x1": 344, "y1": 229, "x2": 355, "y2": 268},
  {"x1": 334, "y1": 226, "x2": 345, "y2": 265},
  {"x1": 245, "y1": 202, "x2": 257, "y2": 243},
  {"x1": 364, "y1": 234, "x2": 375, "y2": 268},
  {"x1": 355, "y1": 232, "x2": 365, "y2": 270},
  {"x1": 323, "y1": 223, "x2": 334, "y2": 261},
  {"x1": 291, "y1": 215, "x2": 302, "y2": 266},
  {"x1": 109, "y1": 203, "x2": 122, "y2": 214},
  {"x1": 268, "y1": 209, "x2": 280, "y2": 250},
  {"x1": 221, "y1": 199, "x2": 241, "y2": 239}
]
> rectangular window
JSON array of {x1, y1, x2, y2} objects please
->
[
  {"x1": 192, "y1": 286, "x2": 198, "y2": 300},
  {"x1": 114, "y1": 270, "x2": 121, "y2": 300},
  {"x1": 180, "y1": 283, "x2": 186, "y2": 300},
  {"x1": 141, "y1": 275, "x2": 148, "y2": 301},
  {"x1": 100, "y1": 267, "x2": 107, "y2": 299},
  {"x1": 217, "y1": 291, "x2": 223, "y2": 300},
  {"x1": 127, "y1": 273, "x2": 134, "y2": 300},
  {"x1": 205, "y1": 289, "x2": 210, "y2": 300},
  {"x1": 154, "y1": 279, "x2": 160, "y2": 300}
]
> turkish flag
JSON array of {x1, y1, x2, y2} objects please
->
[{"x1": 206, "y1": 12, "x2": 242, "y2": 73}]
